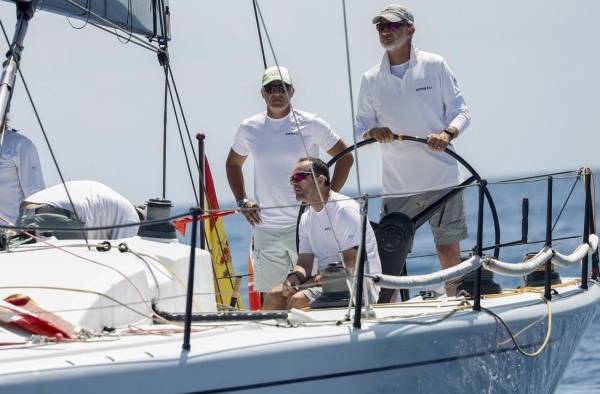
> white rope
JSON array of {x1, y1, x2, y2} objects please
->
[
  {"x1": 483, "y1": 247, "x2": 553, "y2": 277},
  {"x1": 371, "y1": 255, "x2": 481, "y2": 290},
  {"x1": 552, "y1": 233, "x2": 598, "y2": 267},
  {"x1": 369, "y1": 234, "x2": 598, "y2": 289}
]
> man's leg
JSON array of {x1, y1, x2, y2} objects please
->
[
  {"x1": 252, "y1": 226, "x2": 295, "y2": 294},
  {"x1": 262, "y1": 285, "x2": 288, "y2": 310},
  {"x1": 287, "y1": 292, "x2": 311, "y2": 309},
  {"x1": 436, "y1": 242, "x2": 461, "y2": 296},
  {"x1": 430, "y1": 192, "x2": 468, "y2": 296}
]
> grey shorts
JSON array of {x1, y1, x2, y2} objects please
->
[
  {"x1": 382, "y1": 190, "x2": 468, "y2": 245},
  {"x1": 252, "y1": 225, "x2": 298, "y2": 292},
  {"x1": 297, "y1": 285, "x2": 323, "y2": 302}
]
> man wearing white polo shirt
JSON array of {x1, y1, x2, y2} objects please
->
[
  {"x1": 263, "y1": 157, "x2": 380, "y2": 310},
  {"x1": 356, "y1": 4, "x2": 471, "y2": 294},
  {"x1": 226, "y1": 66, "x2": 353, "y2": 293}
]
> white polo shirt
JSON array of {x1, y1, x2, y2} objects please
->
[
  {"x1": 0, "y1": 129, "x2": 45, "y2": 224},
  {"x1": 355, "y1": 46, "x2": 471, "y2": 195},
  {"x1": 298, "y1": 191, "x2": 381, "y2": 301},
  {"x1": 232, "y1": 109, "x2": 340, "y2": 228},
  {"x1": 26, "y1": 180, "x2": 139, "y2": 240}
]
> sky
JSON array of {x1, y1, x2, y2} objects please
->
[{"x1": 0, "y1": 0, "x2": 599, "y2": 207}]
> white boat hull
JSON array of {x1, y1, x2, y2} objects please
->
[{"x1": 0, "y1": 281, "x2": 597, "y2": 393}]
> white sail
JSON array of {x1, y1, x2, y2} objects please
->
[{"x1": 0, "y1": 0, "x2": 169, "y2": 40}]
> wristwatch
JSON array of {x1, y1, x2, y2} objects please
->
[
  {"x1": 236, "y1": 198, "x2": 249, "y2": 208},
  {"x1": 442, "y1": 129, "x2": 455, "y2": 141}
]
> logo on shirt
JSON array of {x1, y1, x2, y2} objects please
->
[
  {"x1": 416, "y1": 86, "x2": 432, "y2": 92},
  {"x1": 285, "y1": 131, "x2": 299, "y2": 136}
]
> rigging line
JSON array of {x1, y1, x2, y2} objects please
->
[
  {"x1": 487, "y1": 174, "x2": 580, "y2": 186},
  {"x1": 66, "y1": 0, "x2": 92, "y2": 30},
  {"x1": 167, "y1": 79, "x2": 199, "y2": 205},
  {"x1": 480, "y1": 299, "x2": 552, "y2": 358},
  {"x1": 552, "y1": 177, "x2": 579, "y2": 232},
  {"x1": 162, "y1": 63, "x2": 168, "y2": 199},
  {"x1": 341, "y1": 0, "x2": 362, "y2": 195},
  {"x1": 127, "y1": 250, "x2": 161, "y2": 303},
  {"x1": 0, "y1": 209, "x2": 192, "y2": 231},
  {"x1": 0, "y1": 285, "x2": 169, "y2": 324},
  {"x1": 254, "y1": 1, "x2": 349, "y2": 265},
  {"x1": 87, "y1": 21, "x2": 159, "y2": 53},
  {"x1": 128, "y1": 250, "x2": 203, "y2": 311},
  {"x1": 0, "y1": 18, "x2": 91, "y2": 250},
  {"x1": 406, "y1": 234, "x2": 582, "y2": 260},
  {"x1": 255, "y1": 0, "x2": 360, "y2": 313},
  {"x1": 63, "y1": 0, "x2": 161, "y2": 52},
  {"x1": 496, "y1": 170, "x2": 579, "y2": 184},
  {"x1": 114, "y1": 0, "x2": 134, "y2": 45},
  {"x1": 251, "y1": 0, "x2": 268, "y2": 69},
  {"x1": 4, "y1": 231, "x2": 152, "y2": 310},
  {"x1": 167, "y1": 65, "x2": 199, "y2": 169}
]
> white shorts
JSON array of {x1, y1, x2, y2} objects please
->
[{"x1": 252, "y1": 225, "x2": 298, "y2": 292}]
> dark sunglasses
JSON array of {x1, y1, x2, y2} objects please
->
[
  {"x1": 289, "y1": 171, "x2": 313, "y2": 183},
  {"x1": 375, "y1": 21, "x2": 406, "y2": 32},
  {"x1": 264, "y1": 83, "x2": 290, "y2": 94}
]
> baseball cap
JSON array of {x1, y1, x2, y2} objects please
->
[
  {"x1": 372, "y1": 4, "x2": 414, "y2": 25},
  {"x1": 261, "y1": 66, "x2": 293, "y2": 87}
]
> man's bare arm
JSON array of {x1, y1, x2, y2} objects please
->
[
  {"x1": 225, "y1": 149, "x2": 261, "y2": 225},
  {"x1": 327, "y1": 139, "x2": 354, "y2": 192}
]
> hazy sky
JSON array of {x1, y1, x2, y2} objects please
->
[{"x1": 0, "y1": 0, "x2": 598, "y2": 206}]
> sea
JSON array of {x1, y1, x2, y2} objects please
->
[{"x1": 181, "y1": 174, "x2": 599, "y2": 393}]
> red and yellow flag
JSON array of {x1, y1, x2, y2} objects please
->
[
  {"x1": 203, "y1": 157, "x2": 243, "y2": 310},
  {"x1": 173, "y1": 158, "x2": 243, "y2": 310}
]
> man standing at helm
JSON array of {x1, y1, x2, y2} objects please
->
[
  {"x1": 356, "y1": 5, "x2": 471, "y2": 294},
  {"x1": 226, "y1": 66, "x2": 353, "y2": 294}
]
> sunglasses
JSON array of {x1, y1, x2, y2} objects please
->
[
  {"x1": 289, "y1": 171, "x2": 313, "y2": 183},
  {"x1": 375, "y1": 21, "x2": 406, "y2": 32},
  {"x1": 264, "y1": 83, "x2": 290, "y2": 94}
]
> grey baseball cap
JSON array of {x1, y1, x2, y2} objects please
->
[
  {"x1": 372, "y1": 4, "x2": 414, "y2": 24},
  {"x1": 261, "y1": 66, "x2": 293, "y2": 87}
]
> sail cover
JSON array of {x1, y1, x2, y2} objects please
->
[{"x1": 1, "y1": 0, "x2": 169, "y2": 41}]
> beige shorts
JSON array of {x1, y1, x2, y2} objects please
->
[
  {"x1": 252, "y1": 225, "x2": 298, "y2": 292},
  {"x1": 382, "y1": 190, "x2": 468, "y2": 245}
]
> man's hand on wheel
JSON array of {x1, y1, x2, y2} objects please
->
[{"x1": 364, "y1": 127, "x2": 399, "y2": 143}]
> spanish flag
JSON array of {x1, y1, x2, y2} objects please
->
[
  {"x1": 173, "y1": 159, "x2": 242, "y2": 310},
  {"x1": 203, "y1": 157, "x2": 243, "y2": 310}
]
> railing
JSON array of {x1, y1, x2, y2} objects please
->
[{"x1": 361, "y1": 168, "x2": 598, "y2": 327}]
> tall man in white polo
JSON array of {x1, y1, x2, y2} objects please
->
[
  {"x1": 356, "y1": 5, "x2": 471, "y2": 294},
  {"x1": 226, "y1": 66, "x2": 353, "y2": 293}
]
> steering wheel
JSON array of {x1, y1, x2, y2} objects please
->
[{"x1": 296, "y1": 135, "x2": 501, "y2": 259}]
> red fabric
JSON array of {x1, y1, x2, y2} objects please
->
[
  {"x1": 247, "y1": 255, "x2": 262, "y2": 311},
  {"x1": 172, "y1": 210, "x2": 236, "y2": 236},
  {"x1": 2, "y1": 295, "x2": 74, "y2": 339}
]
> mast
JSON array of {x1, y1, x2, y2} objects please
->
[{"x1": 0, "y1": 0, "x2": 37, "y2": 130}]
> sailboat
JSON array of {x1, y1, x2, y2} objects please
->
[{"x1": 0, "y1": 1, "x2": 599, "y2": 393}]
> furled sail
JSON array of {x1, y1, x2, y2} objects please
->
[{"x1": 0, "y1": 0, "x2": 169, "y2": 41}]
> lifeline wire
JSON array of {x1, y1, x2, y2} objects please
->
[{"x1": 0, "y1": 17, "x2": 90, "y2": 249}]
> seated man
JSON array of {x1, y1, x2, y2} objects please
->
[
  {"x1": 18, "y1": 180, "x2": 139, "y2": 240},
  {"x1": 263, "y1": 157, "x2": 381, "y2": 310}
]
